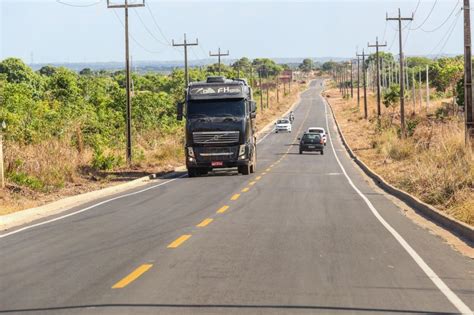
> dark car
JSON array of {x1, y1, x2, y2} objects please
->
[{"x1": 299, "y1": 133, "x2": 324, "y2": 155}]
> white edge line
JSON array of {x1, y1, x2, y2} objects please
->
[
  {"x1": 322, "y1": 93, "x2": 472, "y2": 314},
  {"x1": 0, "y1": 174, "x2": 187, "y2": 239}
]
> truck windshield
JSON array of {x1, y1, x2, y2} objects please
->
[{"x1": 187, "y1": 99, "x2": 245, "y2": 118}]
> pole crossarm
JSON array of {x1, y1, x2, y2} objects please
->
[{"x1": 107, "y1": 0, "x2": 145, "y2": 8}]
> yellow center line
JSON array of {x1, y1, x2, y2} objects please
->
[
  {"x1": 231, "y1": 193, "x2": 241, "y2": 201},
  {"x1": 112, "y1": 264, "x2": 153, "y2": 289},
  {"x1": 256, "y1": 176, "x2": 262, "y2": 180},
  {"x1": 167, "y1": 234, "x2": 192, "y2": 248},
  {"x1": 249, "y1": 181, "x2": 256, "y2": 186},
  {"x1": 217, "y1": 205, "x2": 229, "y2": 213},
  {"x1": 266, "y1": 168, "x2": 271, "y2": 172},
  {"x1": 196, "y1": 218, "x2": 213, "y2": 227},
  {"x1": 262, "y1": 172, "x2": 267, "y2": 175},
  {"x1": 241, "y1": 187, "x2": 250, "y2": 193}
]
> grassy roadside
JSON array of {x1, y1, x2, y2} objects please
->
[
  {"x1": 0, "y1": 81, "x2": 308, "y2": 215},
  {"x1": 325, "y1": 84, "x2": 473, "y2": 226}
]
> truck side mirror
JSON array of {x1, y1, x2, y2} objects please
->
[
  {"x1": 177, "y1": 102, "x2": 184, "y2": 121},
  {"x1": 250, "y1": 101, "x2": 257, "y2": 113}
]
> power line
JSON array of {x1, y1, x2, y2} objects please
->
[
  {"x1": 56, "y1": 0, "x2": 102, "y2": 7},
  {"x1": 434, "y1": 10, "x2": 462, "y2": 57},
  {"x1": 410, "y1": 0, "x2": 438, "y2": 30},
  {"x1": 112, "y1": 10, "x2": 163, "y2": 54},
  {"x1": 420, "y1": 0, "x2": 460, "y2": 33},
  {"x1": 429, "y1": 9, "x2": 462, "y2": 56},
  {"x1": 145, "y1": 5, "x2": 171, "y2": 45},
  {"x1": 132, "y1": 9, "x2": 168, "y2": 46}
]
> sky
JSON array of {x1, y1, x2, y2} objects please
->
[{"x1": 0, "y1": 0, "x2": 466, "y2": 63}]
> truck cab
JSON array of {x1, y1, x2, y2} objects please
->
[{"x1": 177, "y1": 76, "x2": 257, "y2": 177}]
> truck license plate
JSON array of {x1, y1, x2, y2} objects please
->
[
  {"x1": 212, "y1": 161, "x2": 223, "y2": 166},
  {"x1": 308, "y1": 146, "x2": 315, "y2": 149}
]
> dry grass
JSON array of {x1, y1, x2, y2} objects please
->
[
  {"x1": 0, "y1": 81, "x2": 308, "y2": 215},
  {"x1": 326, "y1": 86, "x2": 473, "y2": 226}
]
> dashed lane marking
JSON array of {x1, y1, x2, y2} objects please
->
[
  {"x1": 196, "y1": 218, "x2": 213, "y2": 227},
  {"x1": 217, "y1": 205, "x2": 229, "y2": 214},
  {"x1": 112, "y1": 264, "x2": 153, "y2": 289},
  {"x1": 231, "y1": 194, "x2": 241, "y2": 201},
  {"x1": 167, "y1": 235, "x2": 191, "y2": 248}
]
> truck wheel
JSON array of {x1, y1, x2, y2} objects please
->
[
  {"x1": 238, "y1": 165, "x2": 250, "y2": 175},
  {"x1": 299, "y1": 150, "x2": 303, "y2": 154},
  {"x1": 187, "y1": 168, "x2": 199, "y2": 177},
  {"x1": 250, "y1": 149, "x2": 257, "y2": 173},
  {"x1": 320, "y1": 150, "x2": 324, "y2": 155}
]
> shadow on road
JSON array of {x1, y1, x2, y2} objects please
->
[{"x1": 0, "y1": 304, "x2": 457, "y2": 314}]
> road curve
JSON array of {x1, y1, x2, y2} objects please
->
[{"x1": 0, "y1": 80, "x2": 473, "y2": 314}]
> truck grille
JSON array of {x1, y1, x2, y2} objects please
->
[
  {"x1": 193, "y1": 131, "x2": 240, "y2": 144},
  {"x1": 195, "y1": 146, "x2": 238, "y2": 161}
]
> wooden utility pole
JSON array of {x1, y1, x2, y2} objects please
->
[
  {"x1": 172, "y1": 33, "x2": 198, "y2": 88},
  {"x1": 357, "y1": 50, "x2": 368, "y2": 119},
  {"x1": 387, "y1": 8, "x2": 414, "y2": 139},
  {"x1": 368, "y1": 37, "x2": 387, "y2": 119},
  {"x1": 356, "y1": 55, "x2": 361, "y2": 110},
  {"x1": 107, "y1": 0, "x2": 145, "y2": 164},
  {"x1": 209, "y1": 48, "x2": 229, "y2": 75},
  {"x1": 259, "y1": 69, "x2": 263, "y2": 111},
  {"x1": 464, "y1": 0, "x2": 474, "y2": 143},
  {"x1": 351, "y1": 59, "x2": 354, "y2": 98},
  {"x1": 412, "y1": 71, "x2": 416, "y2": 114}
]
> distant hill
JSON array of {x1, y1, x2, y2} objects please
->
[{"x1": 29, "y1": 55, "x2": 457, "y2": 73}]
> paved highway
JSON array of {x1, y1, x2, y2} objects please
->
[{"x1": 0, "y1": 80, "x2": 473, "y2": 314}]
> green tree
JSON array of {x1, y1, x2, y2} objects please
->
[
  {"x1": 299, "y1": 58, "x2": 314, "y2": 72},
  {"x1": 429, "y1": 56, "x2": 463, "y2": 94},
  {"x1": 39, "y1": 65, "x2": 57, "y2": 77}
]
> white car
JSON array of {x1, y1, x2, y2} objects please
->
[
  {"x1": 275, "y1": 119, "x2": 292, "y2": 133},
  {"x1": 307, "y1": 127, "x2": 327, "y2": 145}
]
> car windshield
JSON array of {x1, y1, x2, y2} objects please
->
[
  {"x1": 303, "y1": 134, "x2": 321, "y2": 140},
  {"x1": 309, "y1": 129, "x2": 324, "y2": 134},
  {"x1": 278, "y1": 120, "x2": 289, "y2": 124},
  {"x1": 187, "y1": 99, "x2": 245, "y2": 118}
]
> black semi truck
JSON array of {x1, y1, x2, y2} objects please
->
[{"x1": 177, "y1": 76, "x2": 257, "y2": 177}]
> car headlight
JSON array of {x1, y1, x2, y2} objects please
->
[{"x1": 187, "y1": 147, "x2": 195, "y2": 157}]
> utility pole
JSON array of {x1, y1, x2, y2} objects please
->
[
  {"x1": 357, "y1": 50, "x2": 368, "y2": 119},
  {"x1": 209, "y1": 48, "x2": 229, "y2": 75},
  {"x1": 419, "y1": 70, "x2": 423, "y2": 109},
  {"x1": 412, "y1": 71, "x2": 416, "y2": 114},
  {"x1": 259, "y1": 69, "x2": 263, "y2": 111},
  {"x1": 172, "y1": 33, "x2": 198, "y2": 88},
  {"x1": 387, "y1": 8, "x2": 414, "y2": 139},
  {"x1": 0, "y1": 121, "x2": 5, "y2": 189},
  {"x1": 351, "y1": 59, "x2": 354, "y2": 98},
  {"x1": 107, "y1": 0, "x2": 145, "y2": 164},
  {"x1": 368, "y1": 37, "x2": 387, "y2": 119},
  {"x1": 426, "y1": 65, "x2": 430, "y2": 110},
  {"x1": 464, "y1": 0, "x2": 474, "y2": 143},
  {"x1": 356, "y1": 54, "x2": 361, "y2": 110}
]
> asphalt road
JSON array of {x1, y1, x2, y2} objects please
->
[{"x1": 0, "y1": 80, "x2": 473, "y2": 314}]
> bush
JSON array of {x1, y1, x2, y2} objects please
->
[
  {"x1": 8, "y1": 172, "x2": 44, "y2": 191},
  {"x1": 92, "y1": 150, "x2": 123, "y2": 171}
]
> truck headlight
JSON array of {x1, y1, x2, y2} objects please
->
[
  {"x1": 187, "y1": 147, "x2": 195, "y2": 158},
  {"x1": 239, "y1": 144, "x2": 246, "y2": 158}
]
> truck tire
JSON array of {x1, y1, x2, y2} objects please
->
[
  {"x1": 250, "y1": 148, "x2": 257, "y2": 173},
  {"x1": 238, "y1": 165, "x2": 251, "y2": 175},
  {"x1": 187, "y1": 168, "x2": 199, "y2": 177},
  {"x1": 320, "y1": 150, "x2": 324, "y2": 155}
]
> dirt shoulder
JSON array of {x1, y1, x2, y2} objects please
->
[
  {"x1": 324, "y1": 84, "x2": 473, "y2": 227},
  {"x1": 0, "y1": 81, "x2": 309, "y2": 216}
]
